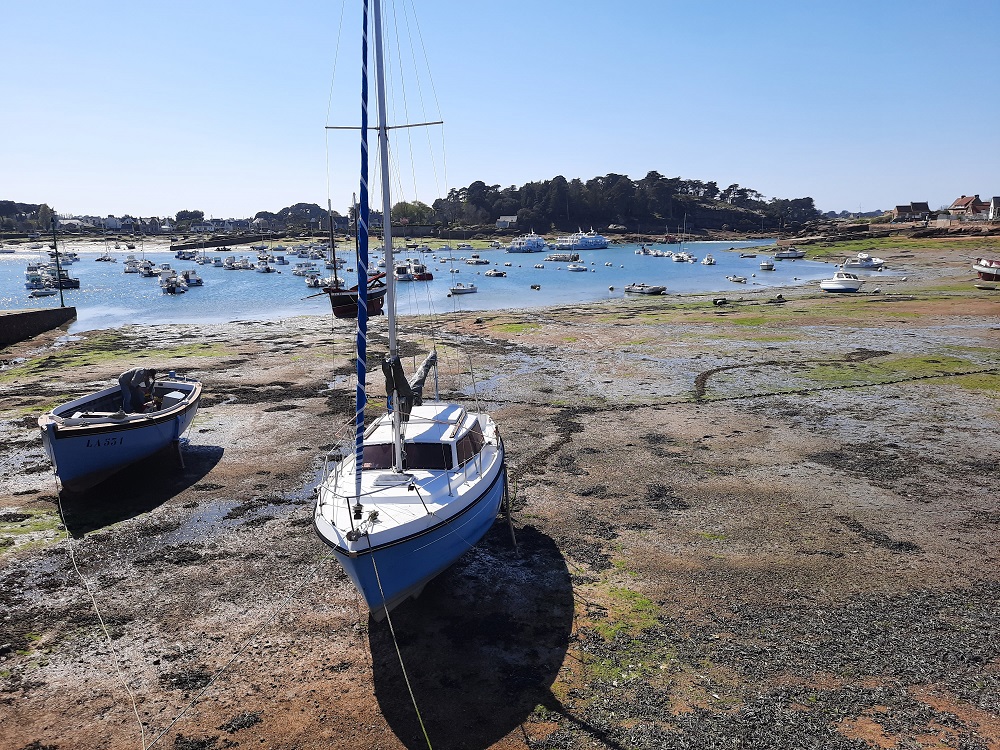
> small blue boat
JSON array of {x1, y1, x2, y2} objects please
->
[{"x1": 38, "y1": 374, "x2": 201, "y2": 492}]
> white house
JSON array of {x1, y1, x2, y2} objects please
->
[
  {"x1": 496, "y1": 215, "x2": 517, "y2": 229},
  {"x1": 103, "y1": 216, "x2": 122, "y2": 230},
  {"x1": 990, "y1": 197, "x2": 1000, "y2": 221}
]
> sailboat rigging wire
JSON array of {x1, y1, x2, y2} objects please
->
[
  {"x1": 324, "y1": 0, "x2": 349, "y2": 207},
  {"x1": 466, "y1": 353, "x2": 483, "y2": 416}
]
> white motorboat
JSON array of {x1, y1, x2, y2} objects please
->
[
  {"x1": 726, "y1": 275, "x2": 748, "y2": 284},
  {"x1": 820, "y1": 270, "x2": 864, "y2": 293},
  {"x1": 759, "y1": 258, "x2": 775, "y2": 271},
  {"x1": 314, "y1": 3, "x2": 506, "y2": 619},
  {"x1": 624, "y1": 282, "x2": 666, "y2": 295},
  {"x1": 701, "y1": 254, "x2": 716, "y2": 265},
  {"x1": 843, "y1": 252, "x2": 885, "y2": 270},
  {"x1": 775, "y1": 246, "x2": 806, "y2": 259},
  {"x1": 973, "y1": 257, "x2": 1000, "y2": 282},
  {"x1": 449, "y1": 282, "x2": 478, "y2": 294},
  {"x1": 565, "y1": 263, "x2": 588, "y2": 272},
  {"x1": 484, "y1": 268, "x2": 506, "y2": 277}
]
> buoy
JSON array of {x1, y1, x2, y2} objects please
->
[{"x1": 609, "y1": 286, "x2": 614, "y2": 291}]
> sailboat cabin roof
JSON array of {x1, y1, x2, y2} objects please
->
[{"x1": 367, "y1": 402, "x2": 471, "y2": 444}]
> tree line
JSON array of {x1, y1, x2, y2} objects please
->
[{"x1": 390, "y1": 171, "x2": 820, "y2": 233}]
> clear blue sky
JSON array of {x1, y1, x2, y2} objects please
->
[{"x1": 3, "y1": 0, "x2": 997, "y2": 220}]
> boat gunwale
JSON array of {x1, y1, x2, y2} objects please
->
[{"x1": 40, "y1": 381, "x2": 202, "y2": 437}]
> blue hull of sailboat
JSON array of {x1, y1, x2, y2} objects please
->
[{"x1": 324, "y1": 468, "x2": 506, "y2": 615}]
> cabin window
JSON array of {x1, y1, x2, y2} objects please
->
[
  {"x1": 362, "y1": 444, "x2": 393, "y2": 469},
  {"x1": 455, "y1": 423, "x2": 486, "y2": 466},
  {"x1": 403, "y1": 442, "x2": 453, "y2": 470}
]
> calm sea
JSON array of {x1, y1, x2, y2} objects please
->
[{"x1": 0, "y1": 239, "x2": 855, "y2": 332}]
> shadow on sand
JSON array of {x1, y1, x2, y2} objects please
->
[
  {"x1": 369, "y1": 523, "x2": 573, "y2": 750},
  {"x1": 58, "y1": 441, "x2": 224, "y2": 537}
]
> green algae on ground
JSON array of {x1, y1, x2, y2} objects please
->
[
  {"x1": 802, "y1": 354, "x2": 980, "y2": 386},
  {"x1": 491, "y1": 322, "x2": 541, "y2": 334},
  {"x1": 591, "y1": 585, "x2": 661, "y2": 642},
  {"x1": 0, "y1": 338, "x2": 232, "y2": 383},
  {"x1": 953, "y1": 373, "x2": 1000, "y2": 393}
]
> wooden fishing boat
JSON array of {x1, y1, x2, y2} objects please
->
[{"x1": 38, "y1": 373, "x2": 202, "y2": 492}]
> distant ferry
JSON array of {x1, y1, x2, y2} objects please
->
[
  {"x1": 507, "y1": 232, "x2": 548, "y2": 253},
  {"x1": 554, "y1": 229, "x2": 609, "y2": 251}
]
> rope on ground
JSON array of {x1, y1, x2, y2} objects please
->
[
  {"x1": 53, "y1": 471, "x2": 149, "y2": 749},
  {"x1": 368, "y1": 549, "x2": 434, "y2": 750},
  {"x1": 144, "y1": 550, "x2": 335, "y2": 749}
]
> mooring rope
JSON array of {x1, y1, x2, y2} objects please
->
[
  {"x1": 367, "y1": 545, "x2": 434, "y2": 750},
  {"x1": 52, "y1": 471, "x2": 149, "y2": 749}
]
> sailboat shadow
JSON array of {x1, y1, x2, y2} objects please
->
[
  {"x1": 369, "y1": 523, "x2": 574, "y2": 750},
  {"x1": 58, "y1": 442, "x2": 224, "y2": 537}
]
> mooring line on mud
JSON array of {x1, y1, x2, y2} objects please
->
[
  {"x1": 52, "y1": 471, "x2": 149, "y2": 749},
  {"x1": 144, "y1": 551, "x2": 335, "y2": 749}
]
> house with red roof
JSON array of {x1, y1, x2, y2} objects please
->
[{"x1": 948, "y1": 195, "x2": 989, "y2": 216}]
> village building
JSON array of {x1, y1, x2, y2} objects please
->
[
  {"x1": 948, "y1": 195, "x2": 989, "y2": 217},
  {"x1": 891, "y1": 202, "x2": 931, "y2": 221}
]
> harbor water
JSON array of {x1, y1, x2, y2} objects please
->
[{"x1": 0, "y1": 239, "x2": 859, "y2": 332}]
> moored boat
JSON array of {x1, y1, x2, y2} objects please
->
[
  {"x1": 624, "y1": 282, "x2": 665, "y2": 295},
  {"x1": 314, "y1": 0, "x2": 506, "y2": 619},
  {"x1": 450, "y1": 282, "x2": 478, "y2": 294},
  {"x1": 972, "y1": 258, "x2": 1000, "y2": 282},
  {"x1": 820, "y1": 270, "x2": 864, "y2": 293},
  {"x1": 843, "y1": 252, "x2": 884, "y2": 270},
  {"x1": 507, "y1": 232, "x2": 548, "y2": 253},
  {"x1": 38, "y1": 373, "x2": 202, "y2": 492},
  {"x1": 775, "y1": 246, "x2": 806, "y2": 259}
]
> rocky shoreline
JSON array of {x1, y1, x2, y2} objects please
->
[{"x1": 1, "y1": 238, "x2": 999, "y2": 749}]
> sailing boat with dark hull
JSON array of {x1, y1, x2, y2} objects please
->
[{"x1": 313, "y1": 0, "x2": 507, "y2": 617}]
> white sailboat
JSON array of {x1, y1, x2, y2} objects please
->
[{"x1": 313, "y1": 0, "x2": 507, "y2": 618}]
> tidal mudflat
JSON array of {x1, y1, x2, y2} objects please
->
[{"x1": 1, "y1": 239, "x2": 999, "y2": 749}]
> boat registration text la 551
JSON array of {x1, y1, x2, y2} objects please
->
[{"x1": 85, "y1": 436, "x2": 124, "y2": 448}]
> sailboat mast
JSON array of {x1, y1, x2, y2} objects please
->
[
  {"x1": 372, "y1": 0, "x2": 405, "y2": 474},
  {"x1": 354, "y1": 0, "x2": 373, "y2": 501},
  {"x1": 372, "y1": 0, "x2": 396, "y2": 359}
]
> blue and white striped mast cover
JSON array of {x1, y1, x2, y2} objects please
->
[{"x1": 354, "y1": 0, "x2": 371, "y2": 502}]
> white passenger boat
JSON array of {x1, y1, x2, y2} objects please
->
[
  {"x1": 507, "y1": 232, "x2": 548, "y2": 253},
  {"x1": 38, "y1": 373, "x2": 202, "y2": 492}
]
